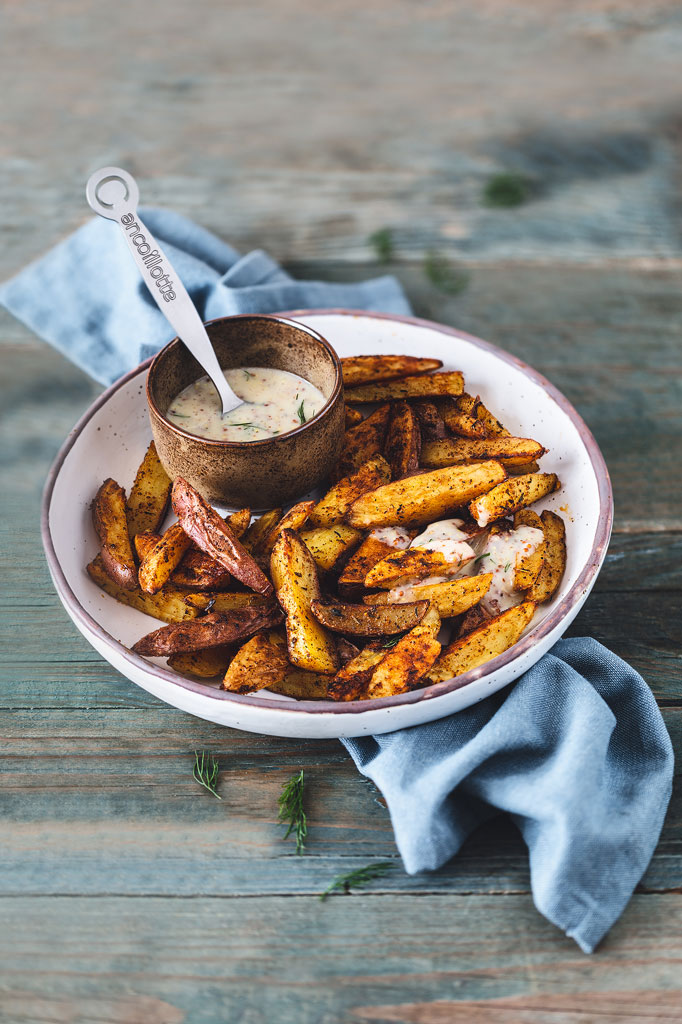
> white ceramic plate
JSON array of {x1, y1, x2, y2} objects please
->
[{"x1": 42, "y1": 310, "x2": 612, "y2": 738}]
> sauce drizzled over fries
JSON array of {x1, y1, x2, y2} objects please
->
[{"x1": 87, "y1": 354, "x2": 567, "y2": 702}]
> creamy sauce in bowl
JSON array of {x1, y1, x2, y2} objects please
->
[{"x1": 166, "y1": 368, "x2": 327, "y2": 442}]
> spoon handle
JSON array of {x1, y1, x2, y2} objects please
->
[{"x1": 85, "y1": 166, "x2": 242, "y2": 415}]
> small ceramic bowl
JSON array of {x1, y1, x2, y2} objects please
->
[{"x1": 146, "y1": 314, "x2": 345, "y2": 507}]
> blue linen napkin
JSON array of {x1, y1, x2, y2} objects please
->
[{"x1": 2, "y1": 210, "x2": 673, "y2": 954}]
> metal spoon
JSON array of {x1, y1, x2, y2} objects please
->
[{"x1": 86, "y1": 166, "x2": 243, "y2": 415}]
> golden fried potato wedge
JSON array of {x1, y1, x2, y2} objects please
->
[
  {"x1": 168, "y1": 646, "x2": 234, "y2": 678},
  {"x1": 170, "y1": 509, "x2": 253, "y2": 589},
  {"x1": 513, "y1": 509, "x2": 546, "y2": 591},
  {"x1": 258, "y1": 500, "x2": 315, "y2": 556},
  {"x1": 134, "y1": 531, "x2": 160, "y2": 561},
  {"x1": 310, "y1": 455, "x2": 392, "y2": 528},
  {"x1": 334, "y1": 404, "x2": 391, "y2": 479},
  {"x1": 126, "y1": 442, "x2": 172, "y2": 539},
  {"x1": 327, "y1": 644, "x2": 387, "y2": 701},
  {"x1": 345, "y1": 371, "x2": 464, "y2": 404},
  {"x1": 310, "y1": 598, "x2": 429, "y2": 636},
  {"x1": 366, "y1": 625, "x2": 441, "y2": 699},
  {"x1": 341, "y1": 355, "x2": 443, "y2": 387},
  {"x1": 507, "y1": 460, "x2": 541, "y2": 476},
  {"x1": 460, "y1": 393, "x2": 509, "y2": 438},
  {"x1": 364, "y1": 548, "x2": 455, "y2": 589},
  {"x1": 300, "y1": 525, "x2": 362, "y2": 573},
  {"x1": 427, "y1": 600, "x2": 536, "y2": 683},
  {"x1": 138, "y1": 521, "x2": 192, "y2": 595},
  {"x1": 221, "y1": 634, "x2": 291, "y2": 694},
  {"x1": 344, "y1": 406, "x2": 364, "y2": 429},
  {"x1": 347, "y1": 461, "x2": 507, "y2": 528},
  {"x1": 364, "y1": 572, "x2": 492, "y2": 619},
  {"x1": 422, "y1": 436, "x2": 546, "y2": 469},
  {"x1": 526, "y1": 511, "x2": 566, "y2": 603},
  {"x1": 384, "y1": 401, "x2": 421, "y2": 479},
  {"x1": 92, "y1": 478, "x2": 138, "y2": 589},
  {"x1": 469, "y1": 472, "x2": 559, "y2": 527},
  {"x1": 270, "y1": 529, "x2": 339, "y2": 673},
  {"x1": 413, "y1": 400, "x2": 447, "y2": 441},
  {"x1": 183, "y1": 591, "x2": 272, "y2": 613},
  {"x1": 241, "y1": 507, "x2": 284, "y2": 554},
  {"x1": 268, "y1": 671, "x2": 330, "y2": 700},
  {"x1": 456, "y1": 603, "x2": 492, "y2": 638},
  {"x1": 437, "y1": 396, "x2": 488, "y2": 439},
  {"x1": 337, "y1": 533, "x2": 411, "y2": 597},
  {"x1": 87, "y1": 556, "x2": 198, "y2": 623},
  {"x1": 226, "y1": 507, "x2": 252, "y2": 539},
  {"x1": 132, "y1": 605, "x2": 281, "y2": 656},
  {"x1": 419, "y1": 604, "x2": 442, "y2": 639},
  {"x1": 172, "y1": 478, "x2": 273, "y2": 595}
]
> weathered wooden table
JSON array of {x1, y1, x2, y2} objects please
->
[{"x1": 2, "y1": 3, "x2": 681, "y2": 1021}]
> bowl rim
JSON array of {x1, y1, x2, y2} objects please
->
[
  {"x1": 42, "y1": 309, "x2": 614, "y2": 717},
  {"x1": 146, "y1": 313, "x2": 343, "y2": 448}
]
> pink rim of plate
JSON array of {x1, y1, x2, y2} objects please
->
[{"x1": 41, "y1": 309, "x2": 613, "y2": 716}]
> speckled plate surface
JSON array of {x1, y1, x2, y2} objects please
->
[{"x1": 41, "y1": 310, "x2": 612, "y2": 738}]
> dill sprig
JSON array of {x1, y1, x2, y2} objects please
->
[
  {"x1": 473, "y1": 552, "x2": 490, "y2": 564},
  {"x1": 319, "y1": 861, "x2": 394, "y2": 901},
  {"x1": 278, "y1": 769, "x2": 307, "y2": 854},
  {"x1": 423, "y1": 251, "x2": 469, "y2": 296},
  {"x1": 193, "y1": 750, "x2": 222, "y2": 799},
  {"x1": 379, "y1": 632, "x2": 406, "y2": 649},
  {"x1": 368, "y1": 227, "x2": 394, "y2": 263},
  {"x1": 297, "y1": 400, "x2": 307, "y2": 424}
]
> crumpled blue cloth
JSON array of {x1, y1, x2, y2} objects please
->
[
  {"x1": 0, "y1": 207, "x2": 410, "y2": 385},
  {"x1": 2, "y1": 210, "x2": 672, "y2": 954},
  {"x1": 343, "y1": 638, "x2": 673, "y2": 953}
]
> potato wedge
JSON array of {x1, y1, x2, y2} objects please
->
[
  {"x1": 364, "y1": 572, "x2": 492, "y2": 619},
  {"x1": 426, "y1": 600, "x2": 536, "y2": 683},
  {"x1": 300, "y1": 525, "x2": 362, "y2": 573},
  {"x1": 168, "y1": 646, "x2": 234, "y2": 678},
  {"x1": 310, "y1": 455, "x2": 392, "y2": 528},
  {"x1": 92, "y1": 478, "x2": 138, "y2": 589},
  {"x1": 469, "y1": 472, "x2": 559, "y2": 527},
  {"x1": 413, "y1": 400, "x2": 447, "y2": 441},
  {"x1": 422, "y1": 436, "x2": 546, "y2": 469},
  {"x1": 138, "y1": 521, "x2": 192, "y2": 595},
  {"x1": 420, "y1": 604, "x2": 442, "y2": 638},
  {"x1": 347, "y1": 461, "x2": 507, "y2": 529},
  {"x1": 526, "y1": 511, "x2": 566, "y2": 603},
  {"x1": 310, "y1": 598, "x2": 429, "y2": 636},
  {"x1": 366, "y1": 625, "x2": 441, "y2": 699},
  {"x1": 513, "y1": 509, "x2": 546, "y2": 591},
  {"x1": 172, "y1": 478, "x2": 273, "y2": 595},
  {"x1": 461, "y1": 393, "x2": 509, "y2": 438},
  {"x1": 134, "y1": 532, "x2": 160, "y2": 561},
  {"x1": 241, "y1": 507, "x2": 284, "y2": 554},
  {"x1": 170, "y1": 508, "x2": 252, "y2": 589},
  {"x1": 183, "y1": 591, "x2": 272, "y2": 613},
  {"x1": 364, "y1": 548, "x2": 455, "y2": 589},
  {"x1": 334, "y1": 404, "x2": 391, "y2": 479},
  {"x1": 269, "y1": 671, "x2": 330, "y2": 700},
  {"x1": 225, "y1": 507, "x2": 252, "y2": 539},
  {"x1": 384, "y1": 401, "x2": 421, "y2": 479},
  {"x1": 258, "y1": 500, "x2": 315, "y2": 556},
  {"x1": 437, "y1": 396, "x2": 488, "y2": 439},
  {"x1": 344, "y1": 406, "x2": 364, "y2": 429},
  {"x1": 345, "y1": 371, "x2": 464, "y2": 404},
  {"x1": 270, "y1": 529, "x2": 339, "y2": 673},
  {"x1": 338, "y1": 533, "x2": 410, "y2": 598},
  {"x1": 341, "y1": 355, "x2": 443, "y2": 387},
  {"x1": 221, "y1": 634, "x2": 291, "y2": 694},
  {"x1": 87, "y1": 556, "x2": 198, "y2": 623},
  {"x1": 327, "y1": 644, "x2": 387, "y2": 702},
  {"x1": 126, "y1": 442, "x2": 172, "y2": 539},
  {"x1": 456, "y1": 603, "x2": 491, "y2": 638},
  {"x1": 507, "y1": 460, "x2": 541, "y2": 476},
  {"x1": 132, "y1": 606, "x2": 281, "y2": 656}
]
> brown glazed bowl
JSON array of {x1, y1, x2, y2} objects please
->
[{"x1": 146, "y1": 314, "x2": 344, "y2": 507}]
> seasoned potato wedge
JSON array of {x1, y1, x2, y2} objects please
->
[
  {"x1": 458, "y1": 393, "x2": 509, "y2": 438},
  {"x1": 513, "y1": 509, "x2": 546, "y2": 591},
  {"x1": 138, "y1": 521, "x2": 192, "y2": 595},
  {"x1": 365, "y1": 572, "x2": 492, "y2": 619},
  {"x1": 221, "y1": 634, "x2": 291, "y2": 694},
  {"x1": 420, "y1": 604, "x2": 442, "y2": 638},
  {"x1": 183, "y1": 591, "x2": 272, "y2": 613},
  {"x1": 225, "y1": 507, "x2": 252, "y2": 539},
  {"x1": 384, "y1": 401, "x2": 421, "y2": 479},
  {"x1": 134, "y1": 531, "x2": 160, "y2": 561},
  {"x1": 269, "y1": 671, "x2": 330, "y2": 700},
  {"x1": 172, "y1": 478, "x2": 273, "y2": 595},
  {"x1": 270, "y1": 529, "x2": 339, "y2": 673},
  {"x1": 526, "y1": 511, "x2": 567, "y2": 603},
  {"x1": 132, "y1": 606, "x2": 281, "y2": 656},
  {"x1": 469, "y1": 472, "x2": 559, "y2": 527},
  {"x1": 347, "y1": 461, "x2": 507, "y2": 528},
  {"x1": 311, "y1": 455, "x2": 392, "y2": 528},
  {"x1": 258, "y1": 500, "x2": 315, "y2": 556},
  {"x1": 241, "y1": 507, "x2": 284, "y2": 554},
  {"x1": 456, "y1": 603, "x2": 492, "y2": 638},
  {"x1": 337, "y1": 533, "x2": 412, "y2": 597},
  {"x1": 364, "y1": 548, "x2": 455, "y2": 589},
  {"x1": 87, "y1": 556, "x2": 198, "y2": 623},
  {"x1": 92, "y1": 478, "x2": 138, "y2": 589},
  {"x1": 345, "y1": 371, "x2": 464, "y2": 404},
  {"x1": 422, "y1": 436, "x2": 546, "y2": 469},
  {"x1": 168, "y1": 646, "x2": 234, "y2": 678},
  {"x1": 310, "y1": 598, "x2": 429, "y2": 636},
  {"x1": 438, "y1": 396, "x2": 488, "y2": 439},
  {"x1": 335, "y1": 404, "x2": 391, "y2": 479},
  {"x1": 327, "y1": 644, "x2": 387, "y2": 701},
  {"x1": 427, "y1": 600, "x2": 536, "y2": 682},
  {"x1": 344, "y1": 406, "x2": 364, "y2": 429},
  {"x1": 170, "y1": 508, "x2": 252, "y2": 589},
  {"x1": 126, "y1": 442, "x2": 172, "y2": 539},
  {"x1": 366, "y1": 625, "x2": 441, "y2": 699},
  {"x1": 341, "y1": 355, "x2": 443, "y2": 387},
  {"x1": 507, "y1": 460, "x2": 541, "y2": 477},
  {"x1": 300, "y1": 525, "x2": 362, "y2": 573},
  {"x1": 413, "y1": 400, "x2": 447, "y2": 441}
]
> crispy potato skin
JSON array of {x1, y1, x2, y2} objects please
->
[
  {"x1": 384, "y1": 401, "x2": 421, "y2": 479},
  {"x1": 241, "y1": 508, "x2": 283, "y2": 554},
  {"x1": 366, "y1": 625, "x2": 441, "y2": 699},
  {"x1": 259, "y1": 501, "x2": 315, "y2": 556},
  {"x1": 172, "y1": 478, "x2": 273, "y2": 595},
  {"x1": 364, "y1": 548, "x2": 453, "y2": 588},
  {"x1": 341, "y1": 355, "x2": 443, "y2": 387},
  {"x1": 512, "y1": 508, "x2": 546, "y2": 590},
  {"x1": 168, "y1": 646, "x2": 234, "y2": 678},
  {"x1": 138, "y1": 521, "x2": 192, "y2": 595},
  {"x1": 413, "y1": 400, "x2": 447, "y2": 441},
  {"x1": 338, "y1": 536, "x2": 403, "y2": 598},
  {"x1": 221, "y1": 634, "x2": 291, "y2": 694},
  {"x1": 132, "y1": 606, "x2": 281, "y2": 656},
  {"x1": 334, "y1": 404, "x2": 391, "y2": 481},
  {"x1": 184, "y1": 591, "x2": 271, "y2": 613},
  {"x1": 365, "y1": 572, "x2": 493, "y2": 619},
  {"x1": 469, "y1": 472, "x2": 559, "y2": 527},
  {"x1": 346, "y1": 461, "x2": 507, "y2": 528},
  {"x1": 92, "y1": 478, "x2": 138, "y2": 589},
  {"x1": 422, "y1": 436, "x2": 546, "y2": 469},
  {"x1": 134, "y1": 532, "x2": 160, "y2": 561},
  {"x1": 344, "y1": 406, "x2": 364, "y2": 429},
  {"x1": 526, "y1": 511, "x2": 567, "y2": 603},
  {"x1": 427, "y1": 600, "x2": 536, "y2": 683},
  {"x1": 269, "y1": 671, "x2": 330, "y2": 700},
  {"x1": 126, "y1": 442, "x2": 172, "y2": 538},
  {"x1": 310, "y1": 455, "x2": 392, "y2": 528},
  {"x1": 300, "y1": 525, "x2": 362, "y2": 573},
  {"x1": 345, "y1": 371, "x2": 464, "y2": 404},
  {"x1": 327, "y1": 645, "x2": 387, "y2": 701},
  {"x1": 87, "y1": 556, "x2": 198, "y2": 623},
  {"x1": 437, "y1": 396, "x2": 488, "y2": 439},
  {"x1": 310, "y1": 598, "x2": 429, "y2": 636}
]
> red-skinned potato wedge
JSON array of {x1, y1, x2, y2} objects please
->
[
  {"x1": 327, "y1": 644, "x2": 387, "y2": 702},
  {"x1": 469, "y1": 472, "x2": 559, "y2": 527},
  {"x1": 221, "y1": 634, "x2": 291, "y2": 694},
  {"x1": 344, "y1": 406, "x2": 364, "y2": 429},
  {"x1": 168, "y1": 646, "x2": 235, "y2": 678},
  {"x1": 341, "y1": 355, "x2": 443, "y2": 387},
  {"x1": 171, "y1": 507, "x2": 252, "y2": 589},
  {"x1": 310, "y1": 455, "x2": 392, "y2": 528},
  {"x1": 300, "y1": 525, "x2": 362, "y2": 573},
  {"x1": 413, "y1": 400, "x2": 447, "y2": 441},
  {"x1": 345, "y1": 371, "x2": 464, "y2": 404},
  {"x1": 346, "y1": 461, "x2": 507, "y2": 529},
  {"x1": 364, "y1": 548, "x2": 456, "y2": 589},
  {"x1": 270, "y1": 529, "x2": 339, "y2": 673},
  {"x1": 125, "y1": 442, "x2": 172, "y2": 539},
  {"x1": 92, "y1": 478, "x2": 138, "y2": 589},
  {"x1": 132, "y1": 605, "x2": 281, "y2": 656},
  {"x1": 310, "y1": 598, "x2": 429, "y2": 636},
  {"x1": 183, "y1": 591, "x2": 272, "y2": 613},
  {"x1": 87, "y1": 555, "x2": 198, "y2": 623},
  {"x1": 512, "y1": 509, "x2": 546, "y2": 591},
  {"x1": 422, "y1": 436, "x2": 546, "y2": 469},
  {"x1": 526, "y1": 511, "x2": 567, "y2": 603},
  {"x1": 337, "y1": 533, "x2": 412, "y2": 598},
  {"x1": 241, "y1": 508, "x2": 283, "y2": 554},
  {"x1": 427, "y1": 600, "x2": 536, "y2": 683},
  {"x1": 384, "y1": 401, "x2": 421, "y2": 479},
  {"x1": 334, "y1": 404, "x2": 391, "y2": 479},
  {"x1": 258, "y1": 500, "x2": 315, "y2": 556},
  {"x1": 365, "y1": 624, "x2": 441, "y2": 699},
  {"x1": 172, "y1": 478, "x2": 273, "y2": 595},
  {"x1": 456, "y1": 603, "x2": 492, "y2": 638},
  {"x1": 138, "y1": 521, "x2": 192, "y2": 595},
  {"x1": 364, "y1": 572, "x2": 492, "y2": 619}
]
